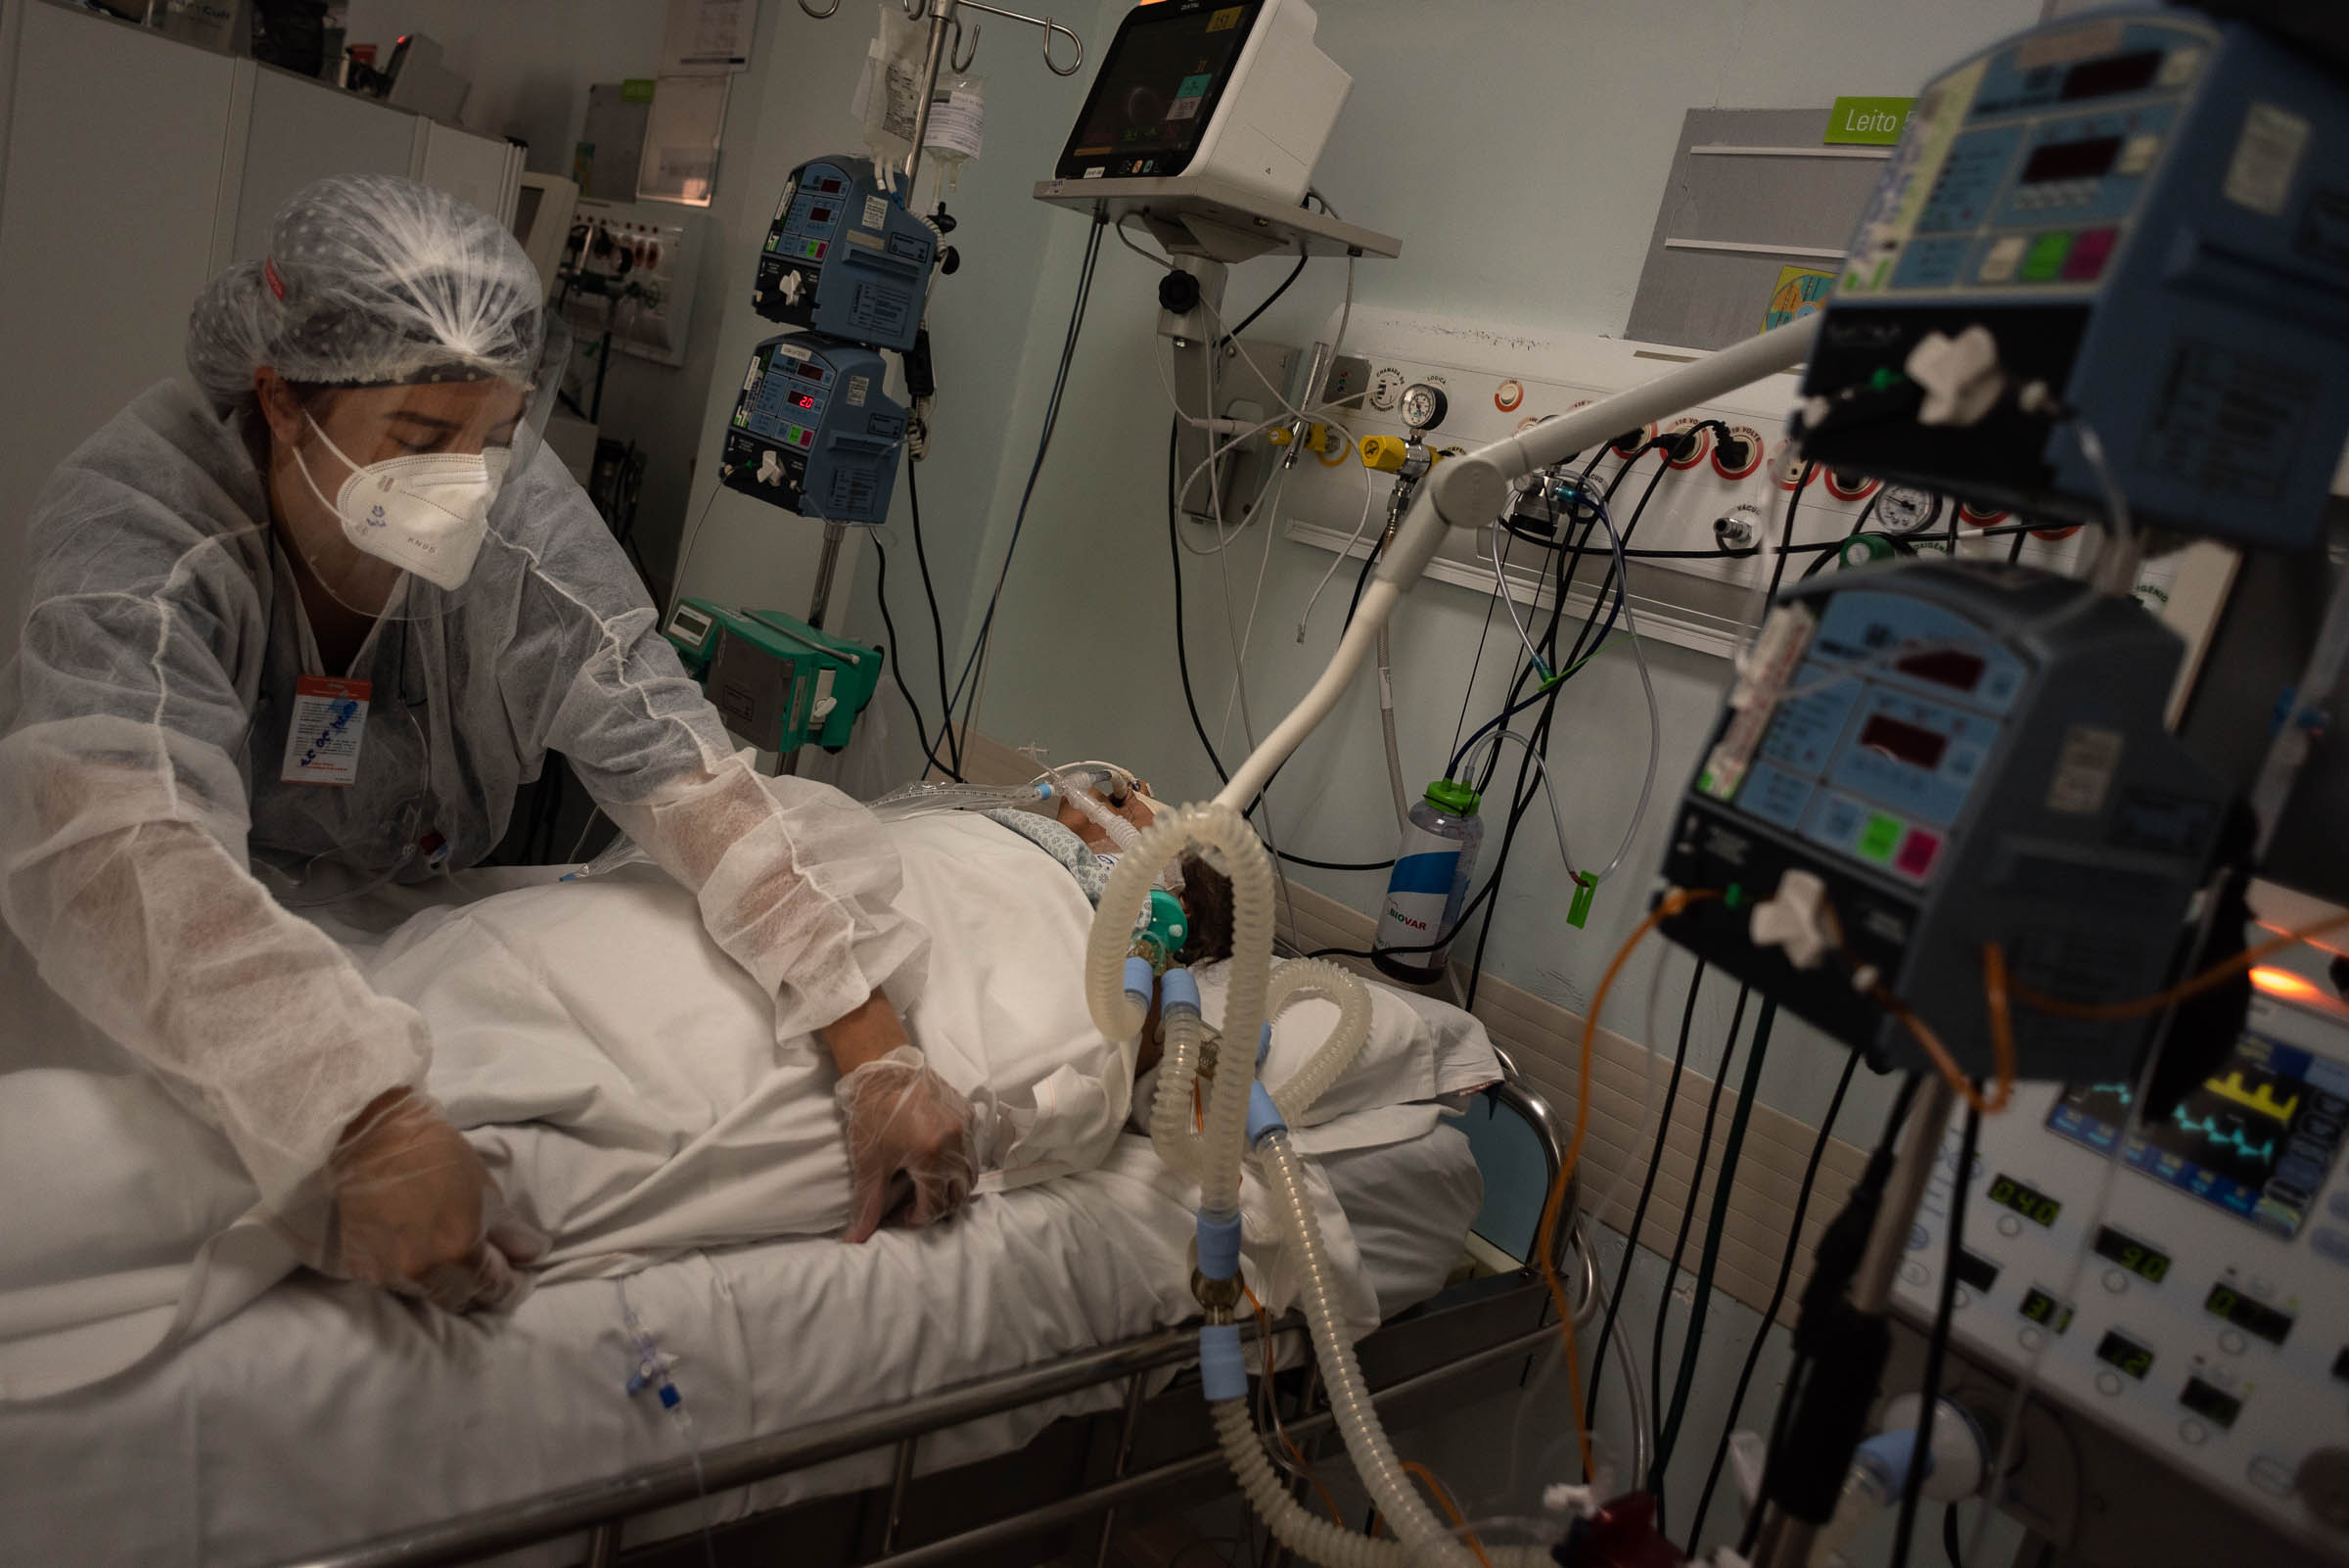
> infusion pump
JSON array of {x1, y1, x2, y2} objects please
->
[{"x1": 1896, "y1": 990, "x2": 2349, "y2": 1559}]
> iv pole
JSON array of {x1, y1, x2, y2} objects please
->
[{"x1": 791, "y1": 0, "x2": 1084, "y2": 636}]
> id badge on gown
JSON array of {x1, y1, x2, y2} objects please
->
[{"x1": 279, "y1": 675, "x2": 371, "y2": 785}]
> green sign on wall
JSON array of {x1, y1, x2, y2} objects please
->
[{"x1": 1826, "y1": 96, "x2": 1915, "y2": 146}]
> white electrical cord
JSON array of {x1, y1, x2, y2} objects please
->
[
  {"x1": 1293, "y1": 473, "x2": 1382, "y2": 641},
  {"x1": 1219, "y1": 464, "x2": 1290, "y2": 749}
]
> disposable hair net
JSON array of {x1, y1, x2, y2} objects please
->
[
  {"x1": 186, "y1": 172, "x2": 547, "y2": 410},
  {"x1": 184, "y1": 173, "x2": 569, "y2": 620}
]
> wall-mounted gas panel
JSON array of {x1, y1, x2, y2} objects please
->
[{"x1": 1277, "y1": 306, "x2": 2192, "y2": 661}]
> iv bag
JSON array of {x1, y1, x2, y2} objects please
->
[{"x1": 850, "y1": 4, "x2": 985, "y2": 192}]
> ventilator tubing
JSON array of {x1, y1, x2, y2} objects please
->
[
  {"x1": 865, "y1": 779, "x2": 1050, "y2": 820},
  {"x1": 1260, "y1": 959, "x2": 1373, "y2": 1124},
  {"x1": 1148, "y1": 959, "x2": 1373, "y2": 1185},
  {"x1": 1261, "y1": 1129, "x2": 1450, "y2": 1551},
  {"x1": 1087, "y1": 802, "x2": 1269, "y2": 1219},
  {"x1": 1054, "y1": 766, "x2": 1146, "y2": 853},
  {"x1": 1087, "y1": 805, "x2": 1494, "y2": 1568}
]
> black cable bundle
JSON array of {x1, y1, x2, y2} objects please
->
[{"x1": 1739, "y1": 1074, "x2": 1923, "y2": 1555}]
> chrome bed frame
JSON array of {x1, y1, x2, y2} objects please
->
[{"x1": 273, "y1": 1076, "x2": 1577, "y2": 1568}]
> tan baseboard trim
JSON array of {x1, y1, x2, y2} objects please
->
[{"x1": 959, "y1": 734, "x2": 1865, "y2": 1325}]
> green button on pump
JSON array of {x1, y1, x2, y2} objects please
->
[
  {"x1": 2020, "y1": 231, "x2": 2074, "y2": 283},
  {"x1": 1857, "y1": 812, "x2": 1905, "y2": 862}
]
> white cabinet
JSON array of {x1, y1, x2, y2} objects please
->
[
  {"x1": 0, "y1": 3, "x2": 239, "y2": 630},
  {"x1": 0, "y1": 1, "x2": 526, "y2": 631},
  {"x1": 229, "y1": 62, "x2": 423, "y2": 265},
  {"x1": 417, "y1": 120, "x2": 523, "y2": 236}
]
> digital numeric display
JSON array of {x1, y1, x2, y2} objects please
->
[
  {"x1": 2021, "y1": 135, "x2": 2123, "y2": 184},
  {"x1": 1858, "y1": 714, "x2": 1949, "y2": 771},
  {"x1": 2018, "y1": 1286, "x2": 2073, "y2": 1333},
  {"x1": 1894, "y1": 648, "x2": 1985, "y2": 693},
  {"x1": 1952, "y1": 1249, "x2": 2000, "y2": 1293},
  {"x1": 1988, "y1": 1174, "x2": 2061, "y2": 1226},
  {"x1": 2096, "y1": 1329, "x2": 2153, "y2": 1380},
  {"x1": 2205, "y1": 1282, "x2": 2294, "y2": 1346},
  {"x1": 2179, "y1": 1376, "x2": 2242, "y2": 1429},
  {"x1": 2092, "y1": 1226, "x2": 2170, "y2": 1283}
]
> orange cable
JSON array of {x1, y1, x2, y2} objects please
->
[
  {"x1": 1532, "y1": 887, "x2": 1719, "y2": 1484},
  {"x1": 2002, "y1": 912, "x2": 2349, "y2": 1023},
  {"x1": 1402, "y1": 1460, "x2": 1493, "y2": 1568},
  {"x1": 1244, "y1": 1282, "x2": 1346, "y2": 1527},
  {"x1": 1874, "y1": 974, "x2": 2013, "y2": 1117}
]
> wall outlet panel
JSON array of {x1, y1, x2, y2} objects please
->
[{"x1": 1279, "y1": 306, "x2": 2209, "y2": 662}]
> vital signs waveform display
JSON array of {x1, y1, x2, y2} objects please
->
[{"x1": 2048, "y1": 1033, "x2": 2349, "y2": 1236}]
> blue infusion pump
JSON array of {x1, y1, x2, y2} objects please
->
[
  {"x1": 1798, "y1": 9, "x2": 2349, "y2": 552},
  {"x1": 751, "y1": 155, "x2": 935, "y2": 353},
  {"x1": 720, "y1": 335, "x2": 907, "y2": 525},
  {"x1": 1660, "y1": 561, "x2": 2230, "y2": 1084}
]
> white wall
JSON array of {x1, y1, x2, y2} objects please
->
[{"x1": 943, "y1": 0, "x2": 2046, "y2": 1131}]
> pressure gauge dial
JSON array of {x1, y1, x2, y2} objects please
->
[
  {"x1": 1400, "y1": 382, "x2": 1450, "y2": 434},
  {"x1": 1367, "y1": 368, "x2": 1407, "y2": 411},
  {"x1": 1876, "y1": 484, "x2": 1945, "y2": 536}
]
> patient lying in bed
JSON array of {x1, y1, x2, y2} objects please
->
[{"x1": 2, "y1": 772, "x2": 1488, "y2": 1398}]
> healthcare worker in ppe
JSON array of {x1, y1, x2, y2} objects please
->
[{"x1": 0, "y1": 173, "x2": 975, "y2": 1314}]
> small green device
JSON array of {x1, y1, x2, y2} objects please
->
[
  {"x1": 1131, "y1": 888, "x2": 1190, "y2": 975},
  {"x1": 660, "y1": 598, "x2": 882, "y2": 754}
]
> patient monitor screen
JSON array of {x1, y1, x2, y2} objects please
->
[{"x1": 1064, "y1": 3, "x2": 1262, "y2": 167}]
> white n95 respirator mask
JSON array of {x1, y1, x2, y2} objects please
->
[{"x1": 297, "y1": 412, "x2": 506, "y2": 591}]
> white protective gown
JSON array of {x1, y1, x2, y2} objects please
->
[{"x1": 0, "y1": 378, "x2": 928, "y2": 1211}]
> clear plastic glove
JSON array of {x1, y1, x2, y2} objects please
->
[
  {"x1": 834, "y1": 1044, "x2": 980, "y2": 1243},
  {"x1": 325, "y1": 1089, "x2": 546, "y2": 1312}
]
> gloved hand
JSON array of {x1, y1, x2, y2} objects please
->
[
  {"x1": 833, "y1": 1044, "x2": 980, "y2": 1243},
  {"x1": 326, "y1": 1089, "x2": 546, "y2": 1312}
]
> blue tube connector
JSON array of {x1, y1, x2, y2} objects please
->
[
  {"x1": 1854, "y1": 1428, "x2": 1929, "y2": 1499},
  {"x1": 1160, "y1": 967, "x2": 1201, "y2": 1017},
  {"x1": 1257, "y1": 1021, "x2": 1272, "y2": 1065},
  {"x1": 1196, "y1": 1207, "x2": 1244, "y2": 1281},
  {"x1": 1123, "y1": 955, "x2": 1155, "y2": 1008},
  {"x1": 1200, "y1": 1321, "x2": 1248, "y2": 1400},
  {"x1": 1247, "y1": 1081, "x2": 1286, "y2": 1145}
]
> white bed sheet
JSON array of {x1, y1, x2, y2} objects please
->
[{"x1": 0, "y1": 1121, "x2": 1483, "y2": 1568}]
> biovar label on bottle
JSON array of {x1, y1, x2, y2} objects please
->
[{"x1": 1375, "y1": 843, "x2": 1461, "y2": 954}]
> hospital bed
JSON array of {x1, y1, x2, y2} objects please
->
[{"x1": 0, "y1": 1071, "x2": 1574, "y2": 1568}]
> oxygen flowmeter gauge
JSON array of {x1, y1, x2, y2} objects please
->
[
  {"x1": 1400, "y1": 382, "x2": 1449, "y2": 434},
  {"x1": 1877, "y1": 484, "x2": 1945, "y2": 536}
]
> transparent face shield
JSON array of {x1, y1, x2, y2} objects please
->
[{"x1": 277, "y1": 318, "x2": 572, "y2": 622}]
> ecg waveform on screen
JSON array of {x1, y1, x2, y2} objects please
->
[
  {"x1": 2050, "y1": 1037, "x2": 2346, "y2": 1239},
  {"x1": 2167, "y1": 1110, "x2": 2278, "y2": 1169},
  {"x1": 2087, "y1": 1082, "x2": 2285, "y2": 1168}
]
